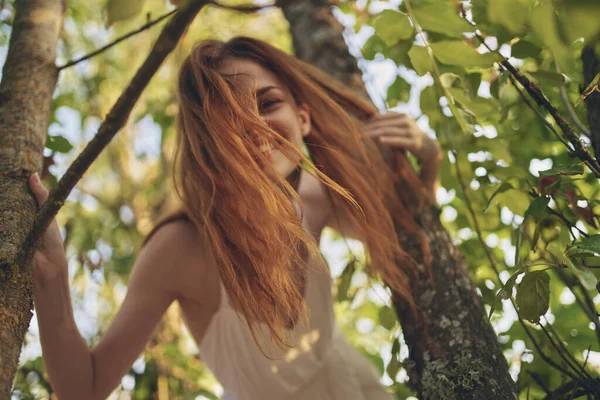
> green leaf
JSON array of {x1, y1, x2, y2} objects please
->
[
  {"x1": 484, "y1": 182, "x2": 513, "y2": 212},
  {"x1": 430, "y1": 41, "x2": 501, "y2": 69},
  {"x1": 391, "y1": 337, "x2": 400, "y2": 356},
  {"x1": 386, "y1": 75, "x2": 411, "y2": 106},
  {"x1": 45, "y1": 134, "x2": 74, "y2": 153},
  {"x1": 527, "y1": 70, "x2": 566, "y2": 85},
  {"x1": 489, "y1": 270, "x2": 522, "y2": 319},
  {"x1": 546, "y1": 241, "x2": 595, "y2": 289},
  {"x1": 511, "y1": 40, "x2": 542, "y2": 59},
  {"x1": 408, "y1": 45, "x2": 434, "y2": 76},
  {"x1": 378, "y1": 306, "x2": 397, "y2": 330},
  {"x1": 561, "y1": 3, "x2": 600, "y2": 45},
  {"x1": 487, "y1": 0, "x2": 528, "y2": 34},
  {"x1": 412, "y1": 1, "x2": 474, "y2": 38},
  {"x1": 576, "y1": 72, "x2": 600, "y2": 106},
  {"x1": 576, "y1": 267, "x2": 598, "y2": 291},
  {"x1": 337, "y1": 260, "x2": 355, "y2": 302},
  {"x1": 372, "y1": 10, "x2": 413, "y2": 46},
  {"x1": 523, "y1": 197, "x2": 550, "y2": 221},
  {"x1": 106, "y1": 0, "x2": 146, "y2": 27},
  {"x1": 566, "y1": 235, "x2": 600, "y2": 258},
  {"x1": 362, "y1": 34, "x2": 387, "y2": 60},
  {"x1": 495, "y1": 189, "x2": 531, "y2": 216},
  {"x1": 516, "y1": 271, "x2": 550, "y2": 323},
  {"x1": 386, "y1": 356, "x2": 401, "y2": 380},
  {"x1": 538, "y1": 164, "x2": 584, "y2": 176}
]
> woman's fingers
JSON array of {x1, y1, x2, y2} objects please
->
[
  {"x1": 29, "y1": 173, "x2": 49, "y2": 207},
  {"x1": 364, "y1": 126, "x2": 411, "y2": 140},
  {"x1": 362, "y1": 114, "x2": 409, "y2": 132}
]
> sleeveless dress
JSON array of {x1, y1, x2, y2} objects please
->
[{"x1": 198, "y1": 201, "x2": 394, "y2": 400}]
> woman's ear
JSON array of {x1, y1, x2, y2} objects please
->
[{"x1": 298, "y1": 103, "x2": 311, "y2": 137}]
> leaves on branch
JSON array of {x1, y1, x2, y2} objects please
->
[{"x1": 516, "y1": 270, "x2": 550, "y2": 323}]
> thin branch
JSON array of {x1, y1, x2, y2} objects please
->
[
  {"x1": 499, "y1": 59, "x2": 600, "y2": 176},
  {"x1": 527, "y1": 371, "x2": 551, "y2": 395},
  {"x1": 555, "y1": 62, "x2": 591, "y2": 138},
  {"x1": 16, "y1": 1, "x2": 206, "y2": 266},
  {"x1": 545, "y1": 205, "x2": 589, "y2": 238},
  {"x1": 58, "y1": 9, "x2": 177, "y2": 70},
  {"x1": 451, "y1": 149, "x2": 501, "y2": 277},
  {"x1": 506, "y1": 72, "x2": 571, "y2": 149},
  {"x1": 542, "y1": 322, "x2": 595, "y2": 383},
  {"x1": 465, "y1": 18, "x2": 600, "y2": 176},
  {"x1": 555, "y1": 269, "x2": 600, "y2": 347},
  {"x1": 206, "y1": 0, "x2": 277, "y2": 13}
]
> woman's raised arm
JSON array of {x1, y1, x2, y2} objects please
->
[{"x1": 29, "y1": 174, "x2": 207, "y2": 400}]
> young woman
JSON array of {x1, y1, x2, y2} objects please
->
[{"x1": 29, "y1": 37, "x2": 441, "y2": 400}]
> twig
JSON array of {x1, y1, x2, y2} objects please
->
[
  {"x1": 545, "y1": 205, "x2": 588, "y2": 239},
  {"x1": 555, "y1": 269, "x2": 600, "y2": 346},
  {"x1": 451, "y1": 149, "x2": 501, "y2": 276},
  {"x1": 16, "y1": 1, "x2": 206, "y2": 266},
  {"x1": 481, "y1": 39, "x2": 600, "y2": 177},
  {"x1": 542, "y1": 321, "x2": 595, "y2": 383},
  {"x1": 500, "y1": 59, "x2": 600, "y2": 176},
  {"x1": 206, "y1": 0, "x2": 277, "y2": 13},
  {"x1": 555, "y1": 62, "x2": 591, "y2": 138},
  {"x1": 527, "y1": 371, "x2": 552, "y2": 395},
  {"x1": 506, "y1": 72, "x2": 571, "y2": 149},
  {"x1": 464, "y1": 13, "x2": 600, "y2": 176},
  {"x1": 58, "y1": 9, "x2": 177, "y2": 70}
]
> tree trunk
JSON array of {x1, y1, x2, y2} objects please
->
[
  {"x1": 0, "y1": 0, "x2": 64, "y2": 396},
  {"x1": 280, "y1": 1, "x2": 517, "y2": 398},
  {"x1": 582, "y1": 45, "x2": 600, "y2": 159}
]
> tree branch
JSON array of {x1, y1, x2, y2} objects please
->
[
  {"x1": 506, "y1": 71, "x2": 571, "y2": 149},
  {"x1": 555, "y1": 62, "x2": 591, "y2": 138},
  {"x1": 498, "y1": 58, "x2": 600, "y2": 177},
  {"x1": 58, "y1": 9, "x2": 177, "y2": 70},
  {"x1": 466, "y1": 21, "x2": 600, "y2": 176},
  {"x1": 582, "y1": 45, "x2": 600, "y2": 159},
  {"x1": 16, "y1": 1, "x2": 206, "y2": 266}
]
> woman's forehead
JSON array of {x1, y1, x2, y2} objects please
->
[{"x1": 220, "y1": 58, "x2": 282, "y2": 92}]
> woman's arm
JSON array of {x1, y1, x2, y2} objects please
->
[{"x1": 29, "y1": 174, "x2": 208, "y2": 400}]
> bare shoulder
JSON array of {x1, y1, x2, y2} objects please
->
[{"x1": 138, "y1": 218, "x2": 220, "y2": 307}]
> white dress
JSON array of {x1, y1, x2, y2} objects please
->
[{"x1": 198, "y1": 202, "x2": 394, "y2": 400}]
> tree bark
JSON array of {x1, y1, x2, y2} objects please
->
[
  {"x1": 280, "y1": 1, "x2": 517, "y2": 398},
  {"x1": 582, "y1": 45, "x2": 600, "y2": 159},
  {"x1": 0, "y1": 0, "x2": 64, "y2": 396}
]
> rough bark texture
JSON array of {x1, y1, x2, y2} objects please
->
[
  {"x1": 280, "y1": 1, "x2": 517, "y2": 398},
  {"x1": 582, "y1": 45, "x2": 600, "y2": 159},
  {"x1": 0, "y1": 0, "x2": 64, "y2": 396}
]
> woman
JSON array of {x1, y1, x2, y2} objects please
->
[{"x1": 29, "y1": 37, "x2": 441, "y2": 400}]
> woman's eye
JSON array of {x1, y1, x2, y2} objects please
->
[{"x1": 260, "y1": 99, "x2": 281, "y2": 109}]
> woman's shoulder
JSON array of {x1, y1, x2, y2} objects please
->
[{"x1": 142, "y1": 215, "x2": 220, "y2": 307}]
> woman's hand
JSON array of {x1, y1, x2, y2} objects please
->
[
  {"x1": 361, "y1": 112, "x2": 441, "y2": 164},
  {"x1": 361, "y1": 112, "x2": 442, "y2": 199},
  {"x1": 29, "y1": 173, "x2": 68, "y2": 284}
]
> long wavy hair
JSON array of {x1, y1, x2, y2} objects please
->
[{"x1": 144, "y1": 37, "x2": 431, "y2": 350}]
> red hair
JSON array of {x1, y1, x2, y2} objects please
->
[{"x1": 144, "y1": 37, "x2": 431, "y2": 351}]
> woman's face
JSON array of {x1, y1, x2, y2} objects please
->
[{"x1": 220, "y1": 58, "x2": 311, "y2": 181}]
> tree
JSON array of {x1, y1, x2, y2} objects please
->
[{"x1": 282, "y1": 1, "x2": 516, "y2": 398}]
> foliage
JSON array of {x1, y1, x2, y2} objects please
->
[
  {"x1": 338, "y1": 0, "x2": 600, "y2": 397},
  {"x1": 5, "y1": 0, "x2": 600, "y2": 399}
]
